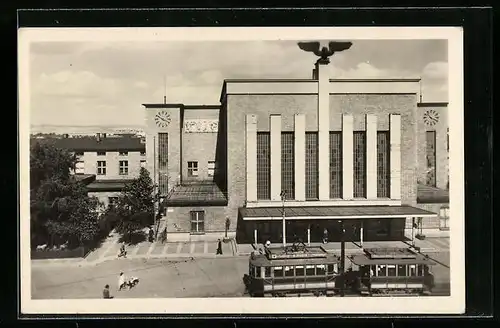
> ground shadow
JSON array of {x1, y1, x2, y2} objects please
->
[{"x1": 118, "y1": 231, "x2": 146, "y2": 245}]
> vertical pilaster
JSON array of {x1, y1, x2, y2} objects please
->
[
  {"x1": 342, "y1": 114, "x2": 354, "y2": 199},
  {"x1": 294, "y1": 114, "x2": 306, "y2": 201},
  {"x1": 317, "y1": 62, "x2": 330, "y2": 200},
  {"x1": 270, "y1": 115, "x2": 282, "y2": 201},
  {"x1": 366, "y1": 114, "x2": 378, "y2": 199},
  {"x1": 246, "y1": 114, "x2": 257, "y2": 202},
  {"x1": 390, "y1": 114, "x2": 402, "y2": 200}
]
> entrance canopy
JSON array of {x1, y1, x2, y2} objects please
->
[{"x1": 239, "y1": 205, "x2": 436, "y2": 221}]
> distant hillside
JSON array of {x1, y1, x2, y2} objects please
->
[{"x1": 31, "y1": 125, "x2": 145, "y2": 135}]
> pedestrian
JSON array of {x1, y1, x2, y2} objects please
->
[
  {"x1": 102, "y1": 284, "x2": 113, "y2": 299},
  {"x1": 216, "y1": 239, "x2": 223, "y2": 255},
  {"x1": 323, "y1": 228, "x2": 329, "y2": 244},
  {"x1": 265, "y1": 240, "x2": 271, "y2": 248},
  {"x1": 118, "y1": 244, "x2": 127, "y2": 258},
  {"x1": 148, "y1": 228, "x2": 154, "y2": 243},
  {"x1": 118, "y1": 272, "x2": 126, "y2": 291}
]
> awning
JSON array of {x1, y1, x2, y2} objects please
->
[
  {"x1": 164, "y1": 183, "x2": 228, "y2": 207},
  {"x1": 239, "y1": 205, "x2": 437, "y2": 221},
  {"x1": 86, "y1": 179, "x2": 134, "y2": 192}
]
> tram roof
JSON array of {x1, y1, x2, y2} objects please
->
[
  {"x1": 348, "y1": 254, "x2": 436, "y2": 266},
  {"x1": 249, "y1": 253, "x2": 341, "y2": 267}
]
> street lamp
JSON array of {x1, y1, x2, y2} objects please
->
[
  {"x1": 280, "y1": 190, "x2": 287, "y2": 248},
  {"x1": 338, "y1": 219, "x2": 346, "y2": 297}
]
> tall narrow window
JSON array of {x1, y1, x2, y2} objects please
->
[
  {"x1": 426, "y1": 131, "x2": 437, "y2": 187},
  {"x1": 208, "y1": 161, "x2": 216, "y2": 177},
  {"x1": 377, "y1": 131, "x2": 390, "y2": 198},
  {"x1": 140, "y1": 160, "x2": 146, "y2": 168},
  {"x1": 281, "y1": 132, "x2": 295, "y2": 200},
  {"x1": 329, "y1": 132, "x2": 342, "y2": 198},
  {"x1": 187, "y1": 161, "x2": 199, "y2": 177},
  {"x1": 257, "y1": 132, "x2": 271, "y2": 200},
  {"x1": 97, "y1": 161, "x2": 106, "y2": 175},
  {"x1": 158, "y1": 133, "x2": 168, "y2": 195},
  {"x1": 353, "y1": 131, "x2": 366, "y2": 198},
  {"x1": 305, "y1": 132, "x2": 318, "y2": 200},
  {"x1": 190, "y1": 211, "x2": 205, "y2": 233},
  {"x1": 119, "y1": 160, "x2": 129, "y2": 175}
]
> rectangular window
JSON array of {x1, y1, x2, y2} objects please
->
[
  {"x1": 257, "y1": 132, "x2": 271, "y2": 200},
  {"x1": 316, "y1": 264, "x2": 326, "y2": 275},
  {"x1": 187, "y1": 161, "x2": 199, "y2": 177},
  {"x1": 285, "y1": 266, "x2": 294, "y2": 277},
  {"x1": 426, "y1": 131, "x2": 437, "y2": 187},
  {"x1": 387, "y1": 264, "x2": 397, "y2": 276},
  {"x1": 97, "y1": 151, "x2": 106, "y2": 156},
  {"x1": 281, "y1": 132, "x2": 295, "y2": 199},
  {"x1": 140, "y1": 160, "x2": 146, "y2": 168},
  {"x1": 305, "y1": 132, "x2": 318, "y2": 200},
  {"x1": 439, "y1": 206, "x2": 450, "y2": 230},
  {"x1": 97, "y1": 161, "x2": 106, "y2": 175},
  {"x1": 119, "y1": 151, "x2": 128, "y2": 156},
  {"x1": 305, "y1": 265, "x2": 315, "y2": 276},
  {"x1": 397, "y1": 265, "x2": 407, "y2": 277},
  {"x1": 353, "y1": 131, "x2": 366, "y2": 198},
  {"x1": 208, "y1": 161, "x2": 216, "y2": 177},
  {"x1": 377, "y1": 265, "x2": 387, "y2": 277},
  {"x1": 377, "y1": 131, "x2": 390, "y2": 198},
  {"x1": 158, "y1": 133, "x2": 169, "y2": 195},
  {"x1": 75, "y1": 161, "x2": 85, "y2": 174},
  {"x1": 274, "y1": 266, "x2": 283, "y2": 278},
  {"x1": 295, "y1": 265, "x2": 304, "y2": 276},
  {"x1": 329, "y1": 132, "x2": 342, "y2": 198},
  {"x1": 119, "y1": 160, "x2": 129, "y2": 175},
  {"x1": 409, "y1": 264, "x2": 417, "y2": 276},
  {"x1": 264, "y1": 267, "x2": 271, "y2": 278},
  {"x1": 190, "y1": 211, "x2": 205, "y2": 233}
]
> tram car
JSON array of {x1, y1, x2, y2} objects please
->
[
  {"x1": 346, "y1": 248, "x2": 436, "y2": 296},
  {"x1": 244, "y1": 242, "x2": 341, "y2": 297}
]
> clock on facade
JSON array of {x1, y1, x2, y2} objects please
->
[
  {"x1": 155, "y1": 111, "x2": 171, "y2": 128},
  {"x1": 423, "y1": 109, "x2": 440, "y2": 126}
]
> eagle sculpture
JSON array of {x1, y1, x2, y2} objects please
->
[{"x1": 298, "y1": 41, "x2": 352, "y2": 62}]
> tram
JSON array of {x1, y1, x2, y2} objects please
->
[
  {"x1": 244, "y1": 242, "x2": 342, "y2": 297},
  {"x1": 346, "y1": 248, "x2": 436, "y2": 296}
]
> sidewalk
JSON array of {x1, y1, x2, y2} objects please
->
[
  {"x1": 236, "y1": 237, "x2": 450, "y2": 256},
  {"x1": 32, "y1": 236, "x2": 237, "y2": 268}
]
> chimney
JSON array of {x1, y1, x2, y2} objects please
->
[
  {"x1": 96, "y1": 133, "x2": 101, "y2": 142},
  {"x1": 102, "y1": 133, "x2": 107, "y2": 139}
]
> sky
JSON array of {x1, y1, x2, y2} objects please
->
[{"x1": 29, "y1": 39, "x2": 448, "y2": 127}]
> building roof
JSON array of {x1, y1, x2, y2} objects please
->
[
  {"x1": 417, "y1": 102, "x2": 448, "y2": 107},
  {"x1": 86, "y1": 179, "x2": 134, "y2": 192},
  {"x1": 31, "y1": 135, "x2": 145, "y2": 152},
  {"x1": 417, "y1": 184, "x2": 450, "y2": 204},
  {"x1": 164, "y1": 182, "x2": 228, "y2": 207},
  {"x1": 70, "y1": 174, "x2": 96, "y2": 185},
  {"x1": 239, "y1": 205, "x2": 437, "y2": 221},
  {"x1": 142, "y1": 104, "x2": 220, "y2": 110}
]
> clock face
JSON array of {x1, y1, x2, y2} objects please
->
[
  {"x1": 423, "y1": 109, "x2": 440, "y2": 126},
  {"x1": 155, "y1": 111, "x2": 171, "y2": 128}
]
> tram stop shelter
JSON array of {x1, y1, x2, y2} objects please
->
[{"x1": 238, "y1": 205, "x2": 437, "y2": 246}]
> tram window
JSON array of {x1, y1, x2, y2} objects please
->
[
  {"x1": 409, "y1": 265, "x2": 417, "y2": 276},
  {"x1": 306, "y1": 265, "x2": 315, "y2": 276},
  {"x1": 327, "y1": 264, "x2": 334, "y2": 274},
  {"x1": 295, "y1": 266, "x2": 305, "y2": 276},
  {"x1": 316, "y1": 264, "x2": 326, "y2": 275},
  {"x1": 285, "y1": 266, "x2": 294, "y2": 277},
  {"x1": 253, "y1": 266, "x2": 259, "y2": 277},
  {"x1": 249, "y1": 265, "x2": 253, "y2": 277},
  {"x1": 370, "y1": 265, "x2": 376, "y2": 277},
  {"x1": 274, "y1": 266, "x2": 283, "y2": 278},
  {"x1": 377, "y1": 265, "x2": 387, "y2": 277},
  {"x1": 264, "y1": 267, "x2": 271, "y2": 277},
  {"x1": 387, "y1": 265, "x2": 397, "y2": 276},
  {"x1": 417, "y1": 265, "x2": 424, "y2": 276},
  {"x1": 397, "y1": 265, "x2": 407, "y2": 277}
]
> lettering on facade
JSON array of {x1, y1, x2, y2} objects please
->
[{"x1": 184, "y1": 119, "x2": 219, "y2": 133}]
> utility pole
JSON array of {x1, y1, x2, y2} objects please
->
[
  {"x1": 339, "y1": 219, "x2": 345, "y2": 297},
  {"x1": 280, "y1": 190, "x2": 287, "y2": 247}
]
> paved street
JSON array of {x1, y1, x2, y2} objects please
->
[{"x1": 31, "y1": 249, "x2": 450, "y2": 299}]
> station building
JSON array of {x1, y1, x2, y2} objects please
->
[{"x1": 144, "y1": 51, "x2": 441, "y2": 244}]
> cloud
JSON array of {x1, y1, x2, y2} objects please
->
[
  {"x1": 134, "y1": 81, "x2": 149, "y2": 89},
  {"x1": 422, "y1": 61, "x2": 448, "y2": 80},
  {"x1": 34, "y1": 70, "x2": 120, "y2": 99},
  {"x1": 333, "y1": 62, "x2": 416, "y2": 79}
]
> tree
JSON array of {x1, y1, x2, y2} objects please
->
[
  {"x1": 112, "y1": 167, "x2": 156, "y2": 242},
  {"x1": 30, "y1": 141, "x2": 101, "y2": 248}
]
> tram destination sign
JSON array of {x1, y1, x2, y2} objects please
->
[{"x1": 266, "y1": 246, "x2": 329, "y2": 260}]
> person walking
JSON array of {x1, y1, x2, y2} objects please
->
[
  {"x1": 102, "y1": 284, "x2": 113, "y2": 299},
  {"x1": 118, "y1": 272, "x2": 126, "y2": 291},
  {"x1": 216, "y1": 239, "x2": 223, "y2": 255}
]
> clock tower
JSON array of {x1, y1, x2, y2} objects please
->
[{"x1": 143, "y1": 103, "x2": 182, "y2": 196}]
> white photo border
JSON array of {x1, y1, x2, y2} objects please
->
[{"x1": 18, "y1": 26, "x2": 465, "y2": 315}]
